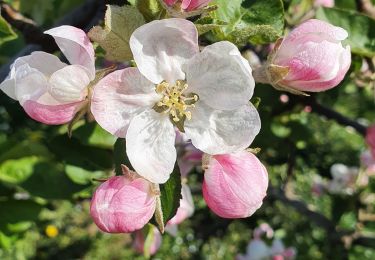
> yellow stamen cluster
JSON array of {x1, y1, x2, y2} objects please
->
[{"x1": 155, "y1": 80, "x2": 198, "y2": 123}]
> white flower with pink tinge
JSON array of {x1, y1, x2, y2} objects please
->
[
  {"x1": 91, "y1": 18, "x2": 260, "y2": 184},
  {"x1": 0, "y1": 26, "x2": 95, "y2": 125}
]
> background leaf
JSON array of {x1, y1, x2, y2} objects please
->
[{"x1": 316, "y1": 7, "x2": 375, "y2": 57}]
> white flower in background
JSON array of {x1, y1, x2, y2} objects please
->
[
  {"x1": 328, "y1": 163, "x2": 358, "y2": 195},
  {"x1": 91, "y1": 18, "x2": 260, "y2": 184}
]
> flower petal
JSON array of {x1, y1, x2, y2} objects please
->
[
  {"x1": 130, "y1": 18, "x2": 199, "y2": 84},
  {"x1": 45, "y1": 26, "x2": 95, "y2": 80},
  {"x1": 126, "y1": 109, "x2": 177, "y2": 184},
  {"x1": 48, "y1": 65, "x2": 90, "y2": 103},
  {"x1": 91, "y1": 68, "x2": 160, "y2": 138},
  {"x1": 23, "y1": 99, "x2": 84, "y2": 125},
  {"x1": 185, "y1": 102, "x2": 260, "y2": 154},
  {"x1": 184, "y1": 41, "x2": 255, "y2": 110},
  {"x1": 1, "y1": 51, "x2": 66, "y2": 100}
]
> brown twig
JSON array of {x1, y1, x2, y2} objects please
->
[{"x1": 356, "y1": 0, "x2": 375, "y2": 19}]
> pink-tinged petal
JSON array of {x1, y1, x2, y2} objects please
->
[
  {"x1": 315, "y1": 0, "x2": 334, "y2": 8},
  {"x1": 167, "y1": 184, "x2": 194, "y2": 225},
  {"x1": 185, "y1": 103, "x2": 261, "y2": 155},
  {"x1": 13, "y1": 51, "x2": 67, "y2": 77},
  {"x1": 91, "y1": 68, "x2": 160, "y2": 138},
  {"x1": 130, "y1": 18, "x2": 199, "y2": 84},
  {"x1": 281, "y1": 19, "x2": 348, "y2": 45},
  {"x1": 202, "y1": 151, "x2": 268, "y2": 218},
  {"x1": 184, "y1": 41, "x2": 255, "y2": 110},
  {"x1": 133, "y1": 227, "x2": 162, "y2": 256},
  {"x1": 366, "y1": 125, "x2": 375, "y2": 158},
  {"x1": 0, "y1": 51, "x2": 67, "y2": 101},
  {"x1": 182, "y1": 0, "x2": 212, "y2": 11},
  {"x1": 272, "y1": 19, "x2": 351, "y2": 92},
  {"x1": 49, "y1": 65, "x2": 90, "y2": 103},
  {"x1": 23, "y1": 99, "x2": 83, "y2": 125},
  {"x1": 126, "y1": 109, "x2": 177, "y2": 184},
  {"x1": 45, "y1": 26, "x2": 95, "y2": 80},
  {"x1": 90, "y1": 175, "x2": 156, "y2": 233}
]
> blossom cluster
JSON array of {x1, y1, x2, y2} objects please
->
[{"x1": 0, "y1": 0, "x2": 352, "y2": 242}]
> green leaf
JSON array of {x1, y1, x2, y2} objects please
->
[
  {"x1": 0, "y1": 157, "x2": 40, "y2": 184},
  {"x1": 158, "y1": 163, "x2": 182, "y2": 225},
  {"x1": 65, "y1": 165, "x2": 105, "y2": 185},
  {"x1": 0, "y1": 200, "x2": 42, "y2": 232},
  {"x1": 113, "y1": 138, "x2": 132, "y2": 175},
  {"x1": 0, "y1": 140, "x2": 50, "y2": 164},
  {"x1": 88, "y1": 5, "x2": 145, "y2": 61},
  {"x1": 195, "y1": 17, "x2": 227, "y2": 35},
  {"x1": 48, "y1": 135, "x2": 113, "y2": 171},
  {"x1": 72, "y1": 122, "x2": 116, "y2": 149},
  {"x1": 316, "y1": 7, "x2": 375, "y2": 57},
  {"x1": 0, "y1": 15, "x2": 17, "y2": 45},
  {"x1": 210, "y1": 0, "x2": 284, "y2": 45},
  {"x1": 137, "y1": 0, "x2": 164, "y2": 22},
  {"x1": 19, "y1": 161, "x2": 89, "y2": 200}
]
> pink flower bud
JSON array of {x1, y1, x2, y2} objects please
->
[
  {"x1": 90, "y1": 174, "x2": 156, "y2": 233},
  {"x1": 366, "y1": 125, "x2": 375, "y2": 158},
  {"x1": 268, "y1": 19, "x2": 351, "y2": 93},
  {"x1": 202, "y1": 151, "x2": 268, "y2": 219},
  {"x1": 133, "y1": 226, "x2": 162, "y2": 256},
  {"x1": 314, "y1": 0, "x2": 334, "y2": 7},
  {"x1": 164, "y1": 0, "x2": 212, "y2": 11}
]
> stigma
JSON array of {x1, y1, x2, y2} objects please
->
[{"x1": 154, "y1": 80, "x2": 199, "y2": 130}]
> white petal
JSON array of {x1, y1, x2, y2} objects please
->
[
  {"x1": 1, "y1": 51, "x2": 66, "y2": 100},
  {"x1": 13, "y1": 63, "x2": 49, "y2": 104},
  {"x1": 184, "y1": 41, "x2": 255, "y2": 110},
  {"x1": 45, "y1": 26, "x2": 96, "y2": 80},
  {"x1": 185, "y1": 102, "x2": 261, "y2": 154},
  {"x1": 126, "y1": 109, "x2": 177, "y2": 184},
  {"x1": 130, "y1": 18, "x2": 198, "y2": 84},
  {"x1": 91, "y1": 68, "x2": 160, "y2": 138},
  {"x1": 48, "y1": 65, "x2": 90, "y2": 103}
]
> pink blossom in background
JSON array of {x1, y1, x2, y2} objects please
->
[
  {"x1": 237, "y1": 224, "x2": 296, "y2": 260},
  {"x1": 167, "y1": 184, "x2": 195, "y2": 226},
  {"x1": 314, "y1": 0, "x2": 334, "y2": 7},
  {"x1": 271, "y1": 19, "x2": 351, "y2": 92},
  {"x1": 90, "y1": 172, "x2": 156, "y2": 233},
  {"x1": 163, "y1": 0, "x2": 212, "y2": 11},
  {"x1": 366, "y1": 125, "x2": 375, "y2": 158},
  {"x1": 360, "y1": 150, "x2": 375, "y2": 174},
  {"x1": 0, "y1": 26, "x2": 95, "y2": 124},
  {"x1": 202, "y1": 151, "x2": 268, "y2": 219},
  {"x1": 133, "y1": 226, "x2": 162, "y2": 256},
  {"x1": 176, "y1": 132, "x2": 203, "y2": 178}
]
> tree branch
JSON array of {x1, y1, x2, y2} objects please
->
[
  {"x1": 299, "y1": 96, "x2": 367, "y2": 136},
  {"x1": 0, "y1": 0, "x2": 106, "y2": 81}
]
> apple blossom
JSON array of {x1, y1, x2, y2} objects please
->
[
  {"x1": 90, "y1": 168, "x2": 157, "y2": 233},
  {"x1": 254, "y1": 19, "x2": 351, "y2": 94},
  {"x1": 91, "y1": 19, "x2": 260, "y2": 184},
  {"x1": 0, "y1": 26, "x2": 96, "y2": 124},
  {"x1": 361, "y1": 150, "x2": 375, "y2": 174},
  {"x1": 202, "y1": 151, "x2": 268, "y2": 219},
  {"x1": 163, "y1": 0, "x2": 212, "y2": 12},
  {"x1": 133, "y1": 226, "x2": 162, "y2": 256}
]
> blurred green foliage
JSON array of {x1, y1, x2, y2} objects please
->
[{"x1": 0, "y1": 0, "x2": 374, "y2": 259}]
